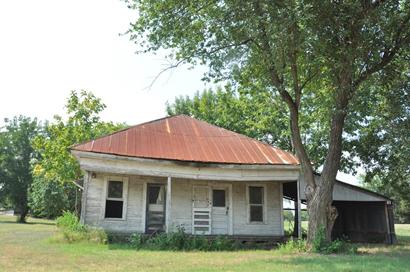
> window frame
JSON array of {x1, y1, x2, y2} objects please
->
[
  {"x1": 102, "y1": 176, "x2": 129, "y2": 221},
  {"x1": 246, "y1": 184, "x2": 267, "y2": 224}
]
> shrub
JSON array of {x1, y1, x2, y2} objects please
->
[
  {"x1": 55, "y1": 211, "x2": 107, "y2": 244},
  {"x1": 129, "y1": 233, "x2": 147, "y2": 249},
  {"x1": 278, "y1": 238, "x2": 308, "y2": 253},
  {"x1": 56, "y1": 211, "x2": 86, "y2": 232},
  {"x1": 128, "y1": 226, "x2": 236, "y2": 251},
  {"x1": 312, "y1": 226, "x2": 358, "y2": 254},
  {"x1": 187, "y1": 236, "x2": 210, "y2": 251},
  {"x1": 209, "y1": 236, "x2": 235, "y2": 251}
]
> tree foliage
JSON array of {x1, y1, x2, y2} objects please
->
[
  {"x1": 0, "y1": 116, "x2": 41, "y2": 222},
  {"x1": 167, "y1": 86, "x2": 293, "y2": 150},
  {"x1": 356, "y1": 74, "x2": 410, "y2": 223},
  {"x1": 167, "y1": 86, "x2": 341, "y2": 172},
  {"x1": 32, "y1": 90, "x2": 126, "y2": 184},
  {"x1": 29, "y1": 175, "x2": 77, "y2": 219},
  {"x1": 127, "y1": 0, "x2": 410, "y2": 243}
]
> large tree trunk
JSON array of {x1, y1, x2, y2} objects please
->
[
  {"x1": 284, "y1": 81, "x2": 349, "y2": 244},
  {"x1": 307, "y1": 95, "x2": 348, "y2": 242}
]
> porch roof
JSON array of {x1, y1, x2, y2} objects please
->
[{"x1": 72, "y1": 115, "x2": 299, "y2": 166}]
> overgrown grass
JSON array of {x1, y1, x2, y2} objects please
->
[
  {"x1": 1, "y1": 215, "x2": 410, "y2": 271},
  {"x1": 129, "y1": 228, "x2": 237, "y2": 251},
  {"x1": 54, "y1": 211, "x2": 107, "y2": 244}
]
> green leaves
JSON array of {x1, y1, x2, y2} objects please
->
[
  {"x1": 0, "y1": 116, "x2": 41, "y2": 221},
  {"x1": 166, "y1": 85, "x2": 331, "y2": 169},
  {"x1": 32, "y1": 90, "x2": 126, "y2": 183}
]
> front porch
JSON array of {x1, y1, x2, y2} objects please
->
[{"x1": 82, "y1": 172, "x2": 300, "y2": 238}]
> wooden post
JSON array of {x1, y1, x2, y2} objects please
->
[
  {"x1": 166, "y1": 176, "x2": 172, "y2": 233},
  {"x1": 79, "y1": 171, "x2": 89, "y2": 224}
]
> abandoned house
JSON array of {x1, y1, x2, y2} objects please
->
[{"x1": 71, "y1": 115, "x2": 395, "y2": 243}]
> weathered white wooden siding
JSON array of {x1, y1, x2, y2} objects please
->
[
  {"x1": 83, "y1": 173, "x2": 284, "y2": 236},
  {"x1": 83, "y1": 173, "x2": 166, "y2": 233},
  {"x1": 169, "y1": 178, "x2": 193, "y2": 233},
  {"x1": 231, "y1": 182, "x2": 283, "y2": 236},
  {"x1": 299, "y1": 175, "x2": 387, "y2": 202}
]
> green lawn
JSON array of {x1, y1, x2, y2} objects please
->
[{"x1": 1, "y1": 215, "x2": 410, "y2": 272}]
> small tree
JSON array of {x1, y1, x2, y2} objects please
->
[{"x1": 32, "y1": 90, "x2": 126, "y2": 207}]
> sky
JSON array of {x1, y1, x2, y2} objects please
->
[
  {"x1": 0, "y1": 0, "x2": 360, "y2": 185},
  {"x1": 0, "y1": 0, "x2": 210, "y2": 126}
]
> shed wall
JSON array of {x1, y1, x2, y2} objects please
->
[{"x1": 299, "y1": 175, "x2": 387, "y2": 202}]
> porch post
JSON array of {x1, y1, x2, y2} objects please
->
[
  {"x1": 297, "y1": 178, "x2": 302, "y2": 238},
  {"x1": 80, "y1": 171, "x2": 90, "y2": 224},
  {"x1": 166, "y1": 176, "x2": 172, "y2": 233}
]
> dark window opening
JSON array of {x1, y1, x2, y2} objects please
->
[
  {"x1": 105, "y1": 200, "x2": 123, "y2": 218},
  {"x1": 250, "y1": 206, "x2": 263, "y2": 222},
  {"x1": 249, "y1": 186, "x2": 263, "y2": 204},
  {"x1": 213, "y1": 189, "x2": 226, "y2": 207},
  {"x1": 108, "y1": 180, "x2": 123, "y2": 199}
]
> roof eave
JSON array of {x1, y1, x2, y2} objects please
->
[{"x1": 71, "y1": 150, "x2": 301, "y2": 171}]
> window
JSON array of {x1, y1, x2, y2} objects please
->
[
  {"x1": 212, "y1": 189, "x2": 226, "y2": 207},
  {"x1": 105, "y1": 180, "x2": 124, "y2": 219},
  {"x1": 248, "y1": 186, "x2": 264, "y2": 222}
]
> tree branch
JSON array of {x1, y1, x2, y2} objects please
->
[
  {"x1": 144, "y1": 59, "x2": 186, "y2": 90},
  {"x1": 353, "y1": 12, "x2": 410, "y2": 88}
]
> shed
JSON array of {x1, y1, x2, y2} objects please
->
[{"x1": 283, "y1": 175, "x2": 396, "y2": 243}]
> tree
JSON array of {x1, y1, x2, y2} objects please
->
[
  {"x1": 127, "y1": 0, "x2": 410, "y2": 244},
  {"x1": 356, "y1": 74, "x2": 410, "y2": 223},
  {"x1": 0, "y1": 116, "x2": 41, "y2": 223},
  {"x1": 33, "y1": 90, "x2": 126, "y2": 185}
]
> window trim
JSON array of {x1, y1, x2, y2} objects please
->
[
  {"x1": 102, "y1": 176, "x2": 129, "y2": 221},
  {"x1": 246, "y1": 184, "x2": 267, "y2": 224}
]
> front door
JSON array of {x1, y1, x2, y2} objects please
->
[
  {"x1": 211, "y1": 187, "x2": 230, "y2": 235},
  {"x1": 146, "y1": 184, "x2": 165, "y2": 233},
  {"x1": 192, "y1": 185, "x2": 230, "y2": 235}
]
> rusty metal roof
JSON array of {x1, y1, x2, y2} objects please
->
[{"x1": 72, "y1": 115, "x2": 299, "y2": 165}]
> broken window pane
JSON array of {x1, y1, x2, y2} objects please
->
[{"x1": 105, "y1": 200, "x2": 123, "y2": 218}]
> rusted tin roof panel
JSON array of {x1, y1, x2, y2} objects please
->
[{"x1": 72, "y1": 115, "x2": 299, "y2": 165}]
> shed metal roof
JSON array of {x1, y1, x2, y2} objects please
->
[{"x1": 71, "y1": 115, "x2": 299, "y2": 165}]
